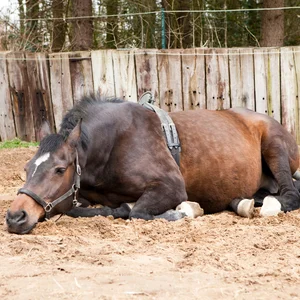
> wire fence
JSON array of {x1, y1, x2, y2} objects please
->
[{"x1": 0, "y1": 4, "x2": 299, "y2": 51}]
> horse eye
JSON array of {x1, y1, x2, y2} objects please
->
[{"x1": 55, "y1": 167, "x2": 66, "y2": 175}]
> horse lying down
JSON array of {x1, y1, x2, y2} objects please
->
[{"x1": 6, "y1": 94, "x2": 300, "y2": 234}]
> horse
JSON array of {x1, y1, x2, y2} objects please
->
[{"x1": 6, "y1": 94, "x2": 300, "y2": 234}]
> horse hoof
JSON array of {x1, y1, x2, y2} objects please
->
[
  {"x1": 176, "y1": 201, "x2": 204, "y2": 218},
  {"x1": 260, "y1": 196, "x2": 282, "y2": 217},
  {"x1": 237, "y1": 199, "x2": 254, "y2": 218}
]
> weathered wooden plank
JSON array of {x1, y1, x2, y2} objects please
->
[
  {"x1": 26, "y1": 52, "x2": 55, "y2": 140},
  {"x1": 266, "y1": 48, "x2": 281, "y2": 123},
  {"x1": 217, "y1": 49, "x2": 230, "y2": 110},
  {"x1": 254, "y1": 48, "x2": 268, "y2": 115},
  {"x1": 181, "y1": 48, "x2": 206, "y2": 110},
  {"x1": 229, "y1": 48, "x2": 255, "y2": 110},
  {"x1": 91, "y1": 50, "x2": 115, "y2": 97},
  {"x1": 135, "y1": 49, "x2": 159, "y2": 105},
  {"x1": 240, "y1": 48, "x2": 255, "y2": 110},
  {"x1": 228, "y1": 48, "x2": 242, "y2": 108},
  {"x1": 6, "y1": 52, "x2": 35, "y2": 141},
  {"x1": 157, "y1": 50, "x2": 183, "y2": 112},
  {"x1": 205, "y1": 49, "x2": 218, "y2": 110},
  {"x1": 0, "y1": 52, "x2": 16, "y2": 141},
  {"x1": 69, "y1": 52, "x2": 94, "y2": 104},
  {"x1": 281, "y1": 47, "x2": 298, "y2": 139},
  {"x1": 195, "y1": 49, "x2": 206, "y2": 109},
  {"x1": 293, "y1": 46, "x2": 300, "y2": 143},
  {"x1": 112, "y1": 50, "x2": 137, "y2": 102},
  {"x1": 49, "y1": 53, "x2": 73, "y2": 131},
  {"x1": 205, "y1": 49, "x2": 230, "y2": 110}
]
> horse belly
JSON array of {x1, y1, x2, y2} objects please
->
[
  {"x1": 183, "y1": 152, "x2": 261, "y2": 213},
  {"x1": 176, "y1": 118, "x2": 262, "y2": 213}
]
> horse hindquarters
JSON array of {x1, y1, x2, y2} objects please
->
[{"x1": 260, "y1": 130, "x2": 300, "y2": 213}]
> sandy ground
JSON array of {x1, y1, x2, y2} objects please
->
[{"x1": 1, "y1": 147, "x2": 300, "y2": 300}]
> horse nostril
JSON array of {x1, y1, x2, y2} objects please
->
[{"x1": 6, "y1": 209, "x2": 28, "y2": 226}]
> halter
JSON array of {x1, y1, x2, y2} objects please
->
[{"x1": 17, "y1": 150, "x2": 81, "y2": 220}]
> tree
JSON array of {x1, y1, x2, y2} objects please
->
[
  {"x1": 70, "y1": 0, "x2": 93, "y2": 51},
  {"x1": 105, "y1": 0, "x2": 118, "y2": 48},
  {"x1": 25, "y1": 0, "x2": 40, "y2": 51},
  {"x1": 52, "y1": 0, "x2": 66, "y2": 51},
  {"x1": 261, "y1": 0, "x2": 284, "y2": 47}
]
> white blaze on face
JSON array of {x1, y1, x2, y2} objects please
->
[{"x1": 32, "y1": 152, "x2": 50, "y2": 177}]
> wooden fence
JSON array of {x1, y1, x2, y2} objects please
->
[{"x1": 0, "y1": 46, "x2": 300, "y2": 142}]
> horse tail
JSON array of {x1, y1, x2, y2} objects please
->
[{"x1": 293, "y1": 170, "x2": 300, "y2": 180}]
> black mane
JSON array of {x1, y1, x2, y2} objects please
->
[{"x1": 39, "y1": 94, "x2": 124, "y2": 154}]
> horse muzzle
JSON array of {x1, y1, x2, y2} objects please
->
[
  {"x1": 6, "y1": 193, "x2": 43, "y2": 234},
  {"x1": 6, "y1": 209, "x2": 38, "y2": 234}
]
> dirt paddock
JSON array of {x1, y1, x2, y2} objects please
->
[{"x1": 1, "y1": 147, "x2": 300, "y2": 299}]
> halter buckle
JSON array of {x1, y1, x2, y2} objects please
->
[
  {"x1": 45, "y1": 202, "x2": 53, "y2": 213},
  {"x1": 76, "y1": 164, "x2": 81, "y2": 176}
]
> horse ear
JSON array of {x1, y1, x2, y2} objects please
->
[
  {"x1": 66, "y1": 119, "x2": 82, "y2": 148},
  {"x1": 38, "y1": 121, "x2": 52, "y2": 141}
]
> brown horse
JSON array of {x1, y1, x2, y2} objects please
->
[{"x1": 6, "y1": 94, "x2": 300, "y2": 234}]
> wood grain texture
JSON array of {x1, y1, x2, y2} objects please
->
[
  {"x1": 26, "y1": 53, "x2": 55, "y2": 139},
  {"x1": 181, "y1": 48, "x2": 206, "y2": 110},
  {"x1": 49, "y1": 53, "x2": 73, "y2": 131},
  {"x1": 0, "y1": 52, "x2": 16, "y2": 140},
  {"x1": 113, "y1": 50, "x2": 137, "y2": 102},
  {"x1": 69, "y1": 52, "x2": 93, "y2": 104},
  {"x1": 292, "y1": 47, "x2": 300, "y2": 143},
  {"x1": 229, "y1": 48, "x2": 255, "y2": 110},
  {"x1": 280, "y1": 47, "x2": 298, "y2": 139},
  {"x1": 7, "y1": 52, "x2": 35, "y2": 141},
  {"x1": 135, "y1": 49, "x2": 159, "y2": 105},
  {"x1": 254, "y1": 48, "x2": 268, "y2": 115},
  {"x1": 91, "y1": 50, "x2": 115, "y2": 97},
  {"x1": 266, "y1": 48, "x2": 281, "y2": 123},
  {"x1": 157, "y1": 50, "x2": 183, "y2": 112},
  {"x1": 206, "y1": 49, "x2": 230, "y2": 110}
]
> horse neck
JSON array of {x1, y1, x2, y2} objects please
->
[{"x1": 82, "y1": 105, "x2": 124, "y2": 171}]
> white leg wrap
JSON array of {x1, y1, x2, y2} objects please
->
[
  {"x1": 260, "y1": 196, "x2": 282, "y2": 217},
  {"x1": 237, "y1": 199, "x2": 255, "y2": 218},
  {"x1": 176, "y1": 201, "x2": 204, "y2": 218}
]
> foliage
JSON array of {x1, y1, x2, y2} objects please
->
[
  {"x1": 0, "y1": 0, "x2": 299, "y2": 51},
  {"x1": 0, "y1": 138, "x2": 38, "y2": 149}
]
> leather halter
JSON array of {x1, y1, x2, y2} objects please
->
[{"x1": 18, "y1": 150, "x2": 81, "y2": 220}]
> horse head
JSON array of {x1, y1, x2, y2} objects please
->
[{"x1": 6, "y1": 121, "x2": 82, "y2": 234}]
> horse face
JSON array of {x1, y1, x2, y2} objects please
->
[{"x1": 6, "y1": 122, "x2": 81, "y2": 234}]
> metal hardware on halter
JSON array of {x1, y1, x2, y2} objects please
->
[{"x1": 17, "y1": 149, "x2": 82, "y2": 220}]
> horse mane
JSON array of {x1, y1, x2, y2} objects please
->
[{"x1": 38, "y1": 94, "x2": 124, "y2": 154}]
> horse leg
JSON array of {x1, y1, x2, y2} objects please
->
[
  {"x1": 260, "y1": 142, "x2": 300, "y2": 216},
  {"x1": 293, "y1": 180, "x2": 300, "y2": 193},
  {"x1": 253, "y1": 189, "x2": 273, "y2": 207},
  {"x1": 129, "y1": 182, "x2": 188, "y2": 221},
  {"x1": 154, "y1": 201, "x2": 204, "y2": 221},
  {"x1": 66, "y1": 203, "x2": 131, "y2": 219},
  {"x1": 229, "y1": 198, "x2": 255, "y2": 218}
]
